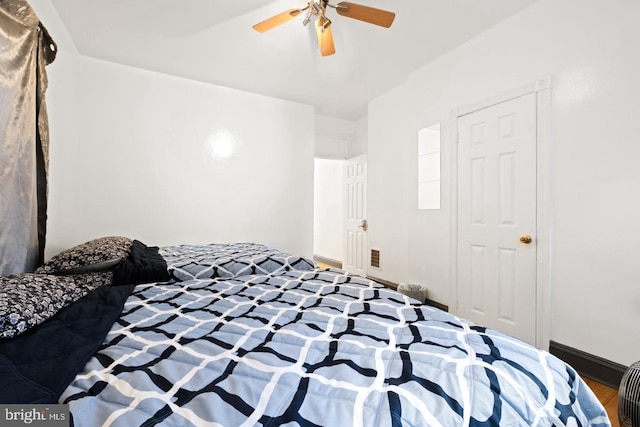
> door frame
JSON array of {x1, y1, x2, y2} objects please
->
[{"x1": 449, "y1": 76, "x2": 552, "y2": 350}]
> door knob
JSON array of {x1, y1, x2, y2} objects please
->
[
  {"x1": 358, "y1": 219, "x2": 368, "y2": 231},
  {"x1": 520, "y1": 235, "x2": 532, "y2": 244}
]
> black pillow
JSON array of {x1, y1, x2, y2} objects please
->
[{"x1": 112, "y1": 240, "x2": 171, "y2": 285}]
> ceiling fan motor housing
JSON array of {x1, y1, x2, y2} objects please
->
[{"x1": 619, "y1": 361, "x2": 640, "y2": 427}]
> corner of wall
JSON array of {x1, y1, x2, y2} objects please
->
[
  {"x1": 350, "y1": 116, "x2": 368, "y2": 158},
  {"x1": 314, "y1": 114, "x2": 356, "y2": 159},
  {"x1": 29, "y1": 1, "x2": 80, "y2": 54}
]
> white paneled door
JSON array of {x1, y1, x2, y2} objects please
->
[
  {"x1": 457, "y1": 93, "x2": 537, "y2": 345},
  {"x1": 344, "y1": 155, "x2": 368, "y2": 276}
]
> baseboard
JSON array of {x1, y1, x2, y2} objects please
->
[
  {"x1": 367, "y1": 275, "x2": 398, "y2": 289},
  {"x1": 313, "y1": 255, "x2": 342, "y2": 269},
  {"x1": 549, "y1": 340, "x2": 628, "y2": 389},
  {"x1": 367, "y1": 276, "x2": 449, "y2": 312},
  {"x1": 422, "y1": 299, "x2": 449, "y2": 312}
]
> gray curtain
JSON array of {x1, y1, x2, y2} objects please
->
[{"x1": 0, "y1": 0, "x2": 57, "y2": 274}]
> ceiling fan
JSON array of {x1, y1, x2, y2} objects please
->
[{"x1": 252, "y1": 1, "x2": 395, "y2": 57}]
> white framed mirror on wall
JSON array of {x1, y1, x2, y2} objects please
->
[{"x1": 417, "y1": 123, "x2": 441, "y2": 210}]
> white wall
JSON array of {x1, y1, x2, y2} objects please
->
[
  {"x1": 368, "y1": 0, "x2": 640, "y2": 366},
  {"x1": 313, "y1": 159, "x2": 344, "y2": 262},
  {"x1": 44, "y1": 55, "x2": 315, "y2": 258},
  {"x1": 34, "y1": 1, "x2": 315, "y2": 260}
]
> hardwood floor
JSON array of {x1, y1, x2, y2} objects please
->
[{"x1": 585, "y1": 377, "x2": 619, "y2": 427}]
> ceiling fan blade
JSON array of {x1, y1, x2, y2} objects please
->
[
  {"x1": 335, "y1": 2, "x2": 395, "y2": 28},
  {"x1": 316, "y1": 17, "x2": 336, "y2": 56},
  {"x1": 252, "y1": 9, "x2": 302, "y2": 33}
]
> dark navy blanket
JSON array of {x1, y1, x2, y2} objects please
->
[
  {"x1": 0, "y1": 239, "x2": 168, "y2": 403},
  {"x1": 0, "y1": 283, "x2": 135, "y2": 403}
]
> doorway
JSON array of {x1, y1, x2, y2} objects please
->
[{"x1": 313, "y1": 158, "x2": 344, "y2": 268}]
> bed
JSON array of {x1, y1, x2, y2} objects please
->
[{"x1": 0, "y1": 237, "x2": 611, "y2": 426}]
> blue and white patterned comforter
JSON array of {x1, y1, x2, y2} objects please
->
[
  {"x1": 161, "y1": 243, "x2": 316, "y2": 281},
  {"x1": 61, "y1": 246, "x2": 609, "y2": 427}
]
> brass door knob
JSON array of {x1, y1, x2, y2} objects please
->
[{"x1": 520, "y1": 235, "x2": 532, "y2": 244}]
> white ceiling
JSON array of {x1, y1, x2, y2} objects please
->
[{"x1": 51, "y1": 0, "x2": 539, "y2": 120}]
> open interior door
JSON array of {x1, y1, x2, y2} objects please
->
[{"x1": 344, "y1": 155, "x2": 368, "y2": 276}]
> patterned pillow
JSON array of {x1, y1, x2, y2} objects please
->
[
  {"x1": 0, "y1": 272, "x2": 112, "y2": 339},
  {"x1": 36, "y1": 236, "x2": 132, "y2": 274}
]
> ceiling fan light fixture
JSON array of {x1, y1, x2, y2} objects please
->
[
  {"x1": 321, "y1": 17, "x2": 331, "y2": 31},
  {"x1": 252, "y1": 1, "x2": 395, "y2": 56}
]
